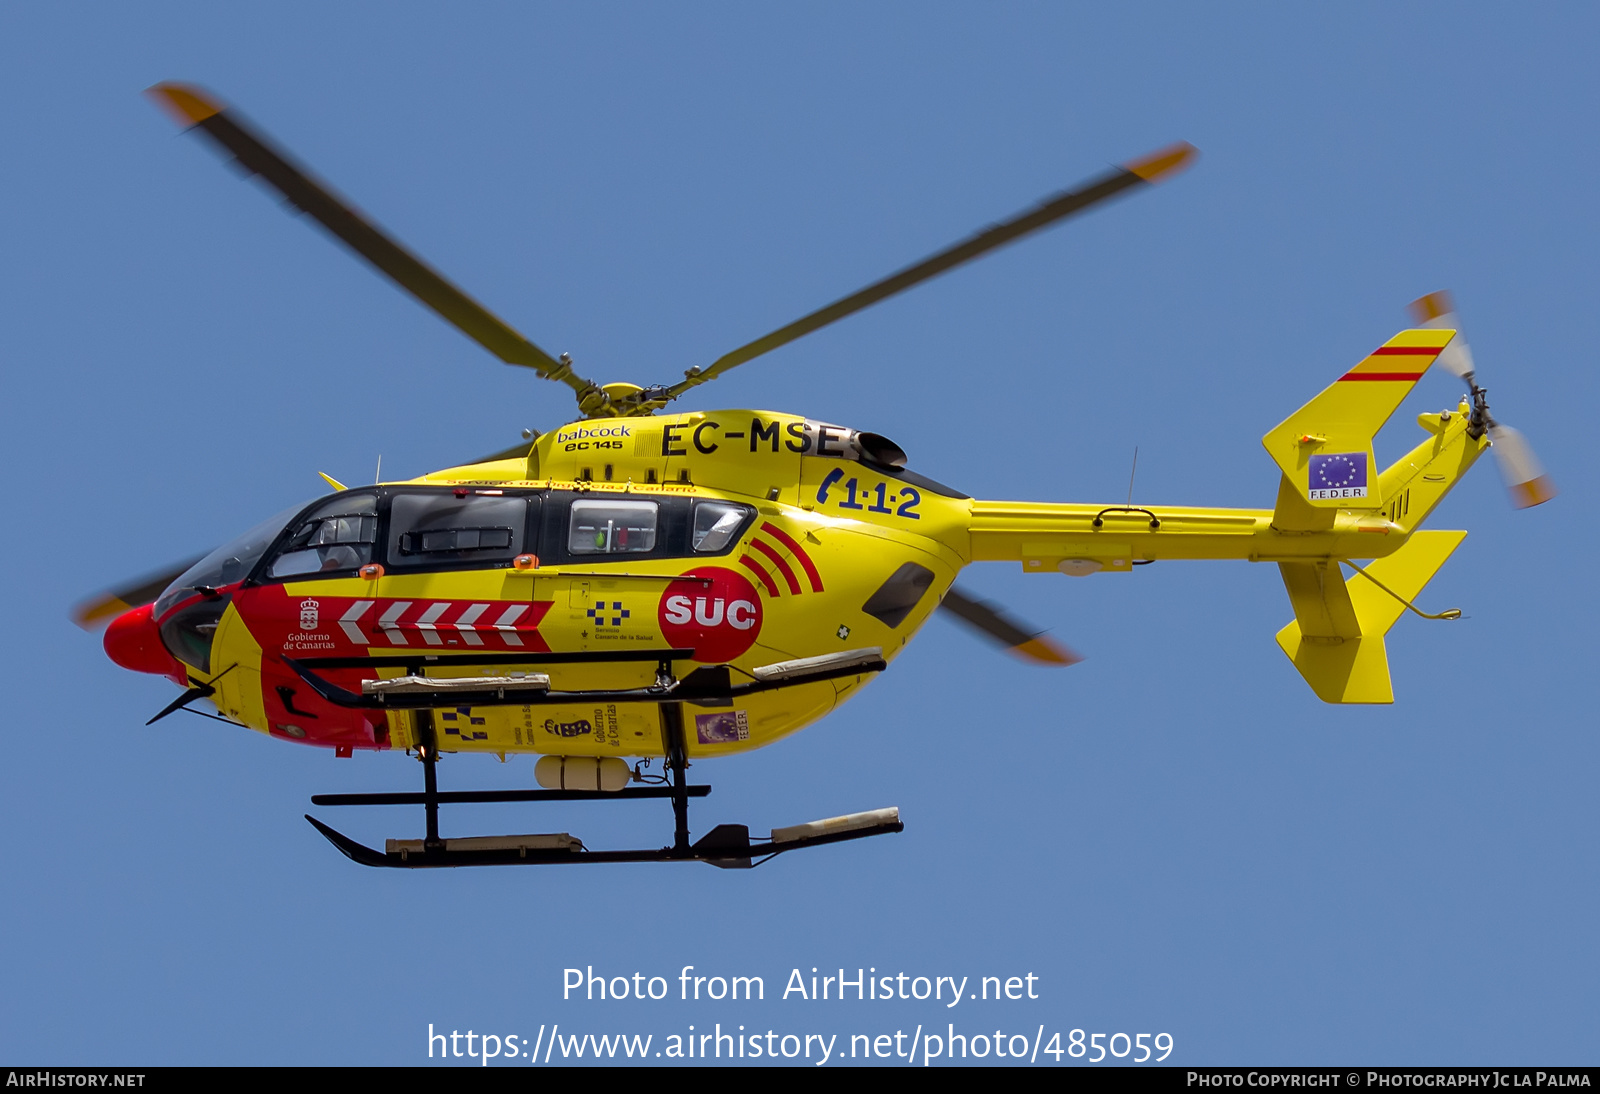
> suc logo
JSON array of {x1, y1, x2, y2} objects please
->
[{"x1": 657, "y1": 567, "x2": 762, "y2": 663}]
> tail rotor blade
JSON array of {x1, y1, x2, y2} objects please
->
[
  {"x1": 1407, "y1": 291, "x2": 1556, "y2": 510},
  {"x1": 1488, "y1": 424, "x2": 1558, "y2": 509},
  {"x1": 1407, "y1": 290, "x2": 1476, "y2": 381},
  {"x1": 938, "y1": 585, "x2": 1081, "y2": 666}
]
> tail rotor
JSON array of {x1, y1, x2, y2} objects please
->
[{"x1": 1408, "y1": 291, "x2": 1557, "y2": 509}]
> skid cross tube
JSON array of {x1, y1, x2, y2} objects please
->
[
  {"x1": 417, "y1": 713, "x2": 441, "y2": 849},
  {"x1": 312, "y1": 785, "x2": 712, "y2": 807},
  {"x1": 661, "y1": 701, "x2": 691, "y2": 855}
]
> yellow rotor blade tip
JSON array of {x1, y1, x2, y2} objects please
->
[
  {"x1": 72, "y1": 596, "x2": 131, "y2": 631},
  {"x1": 1124, "y1": 141, "x2": 1199, "y2": 183},
  {"x1": 1012, "y1": 636, "x2": 1084, "y2": 667},
  {"x1": 145, "y1": 82, "x2": 224, "y2": 127}
]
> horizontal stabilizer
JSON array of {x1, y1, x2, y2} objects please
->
[{"x1": 1276, "y1": 530, "x2": 1466, "y2": 703}]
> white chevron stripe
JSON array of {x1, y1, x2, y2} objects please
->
[
  {"x1": 454, "y1": 603, "x2": 490, "y2": 647},
  {"x1": 416, "y1": 602, "x2": 449, "y2": 646},
  {"x1": 493, "y1": 604, "x2": 528, "y2": 647},
  {"x1": 378, "y1": 601, "x2": 411, "y2": 645},
  {"x1": 339, "y1": 600, "x2": 373, "y2": 645}
]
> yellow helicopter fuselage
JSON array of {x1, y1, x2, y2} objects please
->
[{"x1": 179, "y1": 336, "x2": 1490, "y2": 765}]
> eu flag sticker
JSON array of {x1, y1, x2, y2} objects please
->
[{"x1": 1308, "y1": 452, "x2": 1368, "y2": 500}]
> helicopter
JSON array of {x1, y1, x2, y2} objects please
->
[{"x1": 75, "y1": 82, "x2": 1555, "y2": 871}]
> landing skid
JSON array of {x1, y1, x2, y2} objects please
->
[
  {"x1": 304, "y1": 813, "x2": 903, "y2": 870},
  {"x1": 305, "y1": 698, "x2": 901, "y2": 869}
]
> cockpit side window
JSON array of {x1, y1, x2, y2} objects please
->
[
  {"x1": 691, "y1": 500, "x2": 752, "y2": 553},
  {"x1": 265, "y1": 493, "x2": 379, "y2": 579},
  {"x1": 387, "y1": 493, "x2": 527, "y2": 570}
]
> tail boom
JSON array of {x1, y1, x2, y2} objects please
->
[
  {"x1": 963, "y1": 326, "x2": 1494, "y2": 704},
  {"x1": 967, "y1": 500, "x2": 1414, "y2": 570}
]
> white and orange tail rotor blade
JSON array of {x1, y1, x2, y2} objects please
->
[
  {"x1": 1487, "y1": 424, "x2": 1557, "y2": 509},
  {"x1": 1408, "y1": 290, "x2": 1477, "y2": 381},
  {"x1": 1406, "y1": 290, "x2": 1556, "y2": 510}
]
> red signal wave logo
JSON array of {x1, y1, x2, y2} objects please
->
[{"x1": 738, "y1": 522, "x2": 824, "y2": 598}]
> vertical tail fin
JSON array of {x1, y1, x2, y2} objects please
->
[{"x1": 1264, "y1": 329, "x2": 1456, "y2": 531}]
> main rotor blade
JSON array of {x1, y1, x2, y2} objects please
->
[
  {"x1": 146, "y1": 83, "x2": 599, "y2": 404},
  {"x1": 662, "y1": 142, "x2": 1197, "y2": 403},
  {"x1": 462, "y1": 441, "x2": 535, "y2": 465},
  {"x1": 938, "y1": 585, "x2": 1081, "y2": 667},
  {"x1": 72, "y1": 556, "x2": 205, "y2": 630}
]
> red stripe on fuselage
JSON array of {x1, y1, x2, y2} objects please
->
[
  {"x1": 738, "y1": 553, "x2": 781, "y2": 597},
  {"x1": 750, "y1": 537, "x2": 802, "y2": 595},
  {"x1": 758, "y1": 522, "x2": 824, "y2": 592},
  {"x1": 1339, "y1": 371, "x2": 1427, "y2": 382}
]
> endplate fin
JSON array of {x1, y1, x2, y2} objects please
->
[{"x1": 1275, "y1": 530, "x2": 1467, "y2": 704}]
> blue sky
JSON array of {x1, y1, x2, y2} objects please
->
[{"x1": 1, "y1": 3, "x2": 1594, "y2": 1066}]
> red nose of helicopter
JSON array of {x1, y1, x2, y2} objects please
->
[{"x1": 104, "y1": 603, "x2": 187, "y2": 685}]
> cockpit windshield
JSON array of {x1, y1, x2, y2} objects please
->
[{"x1": 152, "y1": 501, "x2": 310, "y2": 620}]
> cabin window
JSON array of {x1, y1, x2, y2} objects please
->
[
  {"x1": 568, "y1": 499, "x2": 658, "y2": 555},
  {"x1": 265, "y1": 493, "x2": 379, "y2": 578},
  {"x1": 692, "y1": 501, "x2": 749, "y2": 553},
  {"x1": 387, "y1": 493, "x2": 526, "y2": 569}
]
